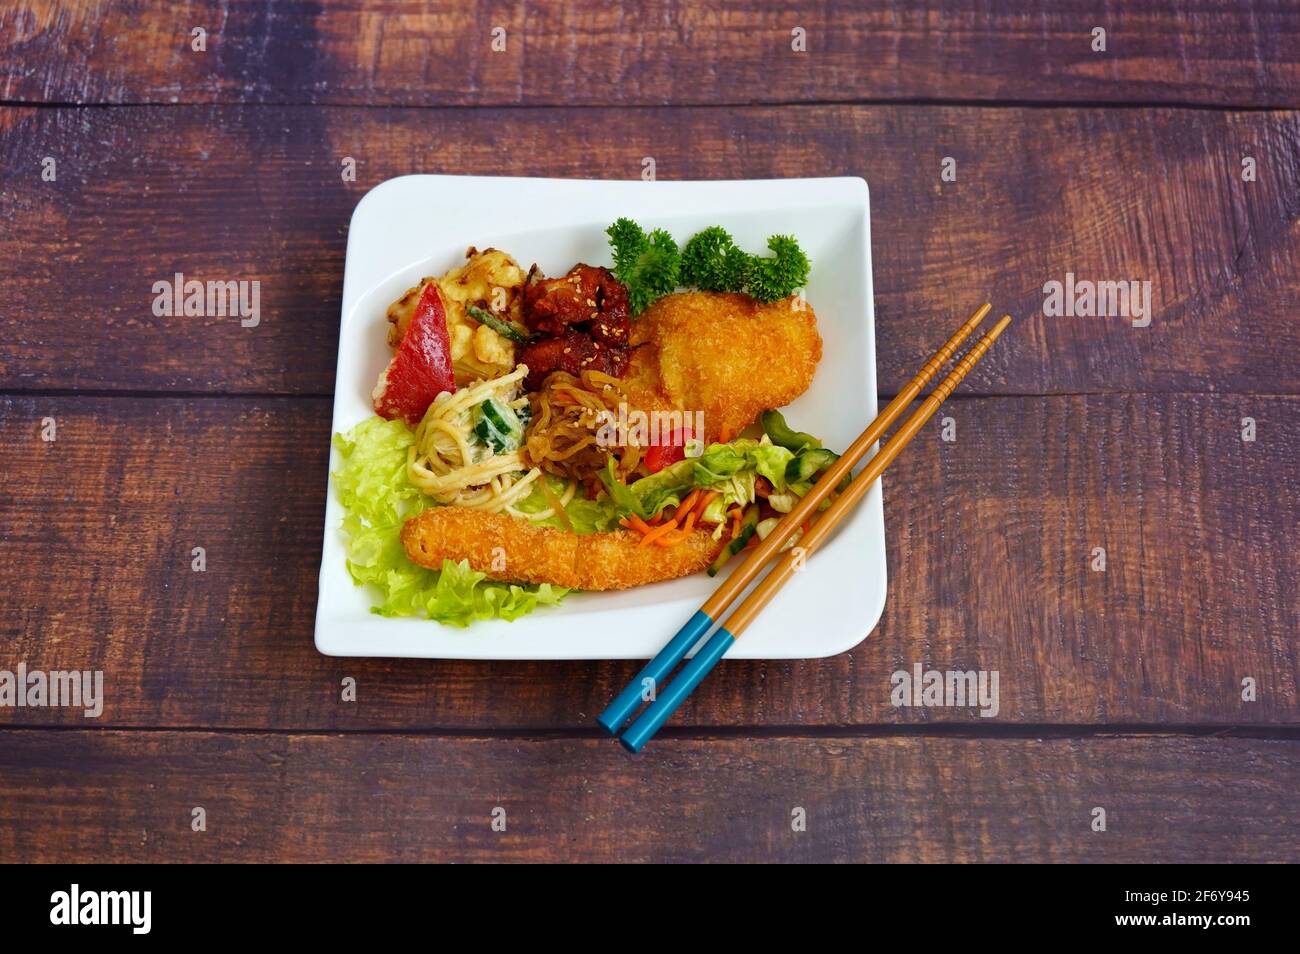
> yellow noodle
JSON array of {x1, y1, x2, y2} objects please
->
[
  {"x1": 523, "y1": 370, "x2": 642, "y2": 485},
  {"x1": 406, "y1": 365, "x2": 550, "y2": 513}
]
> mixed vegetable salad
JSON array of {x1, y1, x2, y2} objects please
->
[{"x1": 333, "y1": 408, "x2": 839, "y2": 624}]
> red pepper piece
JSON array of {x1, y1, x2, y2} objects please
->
[{"x1": 372, "y1": 282, "x2": 457, "y2": 424}]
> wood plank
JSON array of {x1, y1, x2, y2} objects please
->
[
  {"x1": 2, "y1": 393, "x2": 1295, "y2": 729},
  {"x1": 2, "y1": 104, "x2": 1297, "y2": 396},
  {"x1": 0, "y1": 730, "x2": 1294, "y2": 862},
  {"x1": 3, "y1": 1, "x2": 1298, "y2": 107}
]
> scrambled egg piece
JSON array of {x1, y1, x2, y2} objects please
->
[{"x1": 386, "y1": 247, "x2": 524, "y2": 384}]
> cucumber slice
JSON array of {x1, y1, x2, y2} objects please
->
[
  {"x1": 479, "y1": 396, "x2": 518, "y2": 434},
  {"x1": 473, "y1": 416, "x2": 504, "y2": 451},
  {"x1": 761, "y1": 409, "x2": 821, "y2": 452},
  {"x1": 472, "y1": 397, "x2": 524, "y2": 453},
  {"x1": 786, "y1": 446, "x2": 839, "y2": 484},
  {"x1": 707, "y1": 505, "x2": 760, "y2": 577}
]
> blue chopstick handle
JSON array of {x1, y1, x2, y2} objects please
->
[
  {"x1": 596, "y1": 610, "x2": 714, "y2": 735},
  {"x1": 619, "y1": 627, "x2": 736, "y2": 753}
]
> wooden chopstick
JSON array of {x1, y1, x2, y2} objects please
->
[
  {"x1": 617, "y1": 315, "x2": 1013, "y2": 753},
  {"x1": 596, "y1": 303, "x2": 993, "y2": 738},
  {"x1": 719, "y1": 314, "x2": 1011, "y2": 635},
  {"x1": 701, "y1": 302, "x2": 992, "y2": 621}
]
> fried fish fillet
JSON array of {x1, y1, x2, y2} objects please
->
[
  {"x1": 621, "y1": 291, "x2": 822, "y2": 443},
  {"x1": 401, "y1": 507, "x2": 726, "y2": 591}
]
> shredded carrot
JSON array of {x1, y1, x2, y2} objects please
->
[
  {"x1": 626, "y1": 514, "x2": 654, "y2": 534},
  {"x1": 639, "y1": 519, "x2": 680, "y2": 547},
  {"x1": 620, "y1": 516, "x2": 648, "y2": 533},
  {"x1": 627, "y1": 491, "x2": 714, "y2": 543},
  {"x1": 729, "y1": 508, "x2": 742, "y2": 538},
  {"x1": 655, "y1": 511, "x2": 697, "y2": 547},
  {"x1": 677, "y1": 489, "x2": 701, "y2": 516},
  {"x1": 624, "y1": 512, "x2": 668, "y2": 539}
]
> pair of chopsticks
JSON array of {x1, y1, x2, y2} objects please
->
[{"x1": 598, "y1": 303, "x2": 1012, "y2": 753}]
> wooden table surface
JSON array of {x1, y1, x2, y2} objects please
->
[{"x1": 2, "y1": 1, "x2": 1297, "y2": 863}]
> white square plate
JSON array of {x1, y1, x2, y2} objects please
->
[{"x1": 315, "y1": 175, "x2": 885, "y2": 659}]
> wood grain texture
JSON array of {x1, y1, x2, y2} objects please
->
[
  {"x1": 3, "y1": 1, "x2": 1298, "y2": 108},
  {"x1": 2, "y1": 3, "x2": 1296, "y2": 865},
  {"x1": 0, "y1": 730, "x2": 1294, "y2": 862},
  {"x1": 2, "y1": 393, "x2": 1294, "y2": 729},
  {"x1": 2, "y1": 104, "x2": 1297, "y2": 396}
]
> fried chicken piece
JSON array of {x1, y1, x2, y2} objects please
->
[
  {"x1": 523, "y1": 263, "x2": 629, "y2": 335},
  {"x1": 620, "y1": 291, "x2": 822, "y2": 444},
  {"x1": 518, "y1": 264, "x2": 634, "y2": 388},
  {"x1": 518, "y1": 330, "x2": 631, "y2": 391},
  {"x1": 587, "y1": 312, "x2": 629, "y2": 347},
  {"x1": 401, "y1": 507, "x2": 726, "y2": 591}
]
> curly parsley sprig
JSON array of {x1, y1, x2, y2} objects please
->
[
  {"x1": 744, "y1": 234, "x2": 811, "y2": 303},
  {"x1": 606, "y1": 218, "x2": 682, "y2": 315},
  {"x1": 681, "y1": 226, "x2": 750, "y2": 292}
]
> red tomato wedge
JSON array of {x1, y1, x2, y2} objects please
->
[
  {"x1": 372, "y1": 282, "x2": 456, "y2": 424},
  {"x1": 643, "y1": 421, "x2": 694, "y2": 473}
]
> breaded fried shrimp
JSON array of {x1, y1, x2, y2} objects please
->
[{"x1": 401, "y1": 507, "x2": 726, "y2": 591}]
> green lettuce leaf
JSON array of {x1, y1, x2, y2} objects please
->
[
  {"x1": 563, "y1": 496, "x2": 621, "y2": 535},
  {"x1": 630, "y1": 458, "x2": 695, "y2": 515},
  {"x1": 598, "y1": 457, "x2": 648, "y2": 518},
  {"x1": 749, "y1": 443, "x2": 795, "y2": 491},
  {"x1": 511, "y1": 473, "x2": 620, "y2": 535},
  {"x1": 694, "y1": 439, "x2": 792, "y2": 492},
  {"x1": 693, "y1": 442, "x2": 750, "y2": 483},
  {"x1": 600, "y1": 456, "x2": 694, "y2": 519},
  {"x1": 332, "y1": 415, "x2": 569, "y2": 627},
  {"x1": 601, "y1": 433, "x2": 820, "y2": 521}
]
